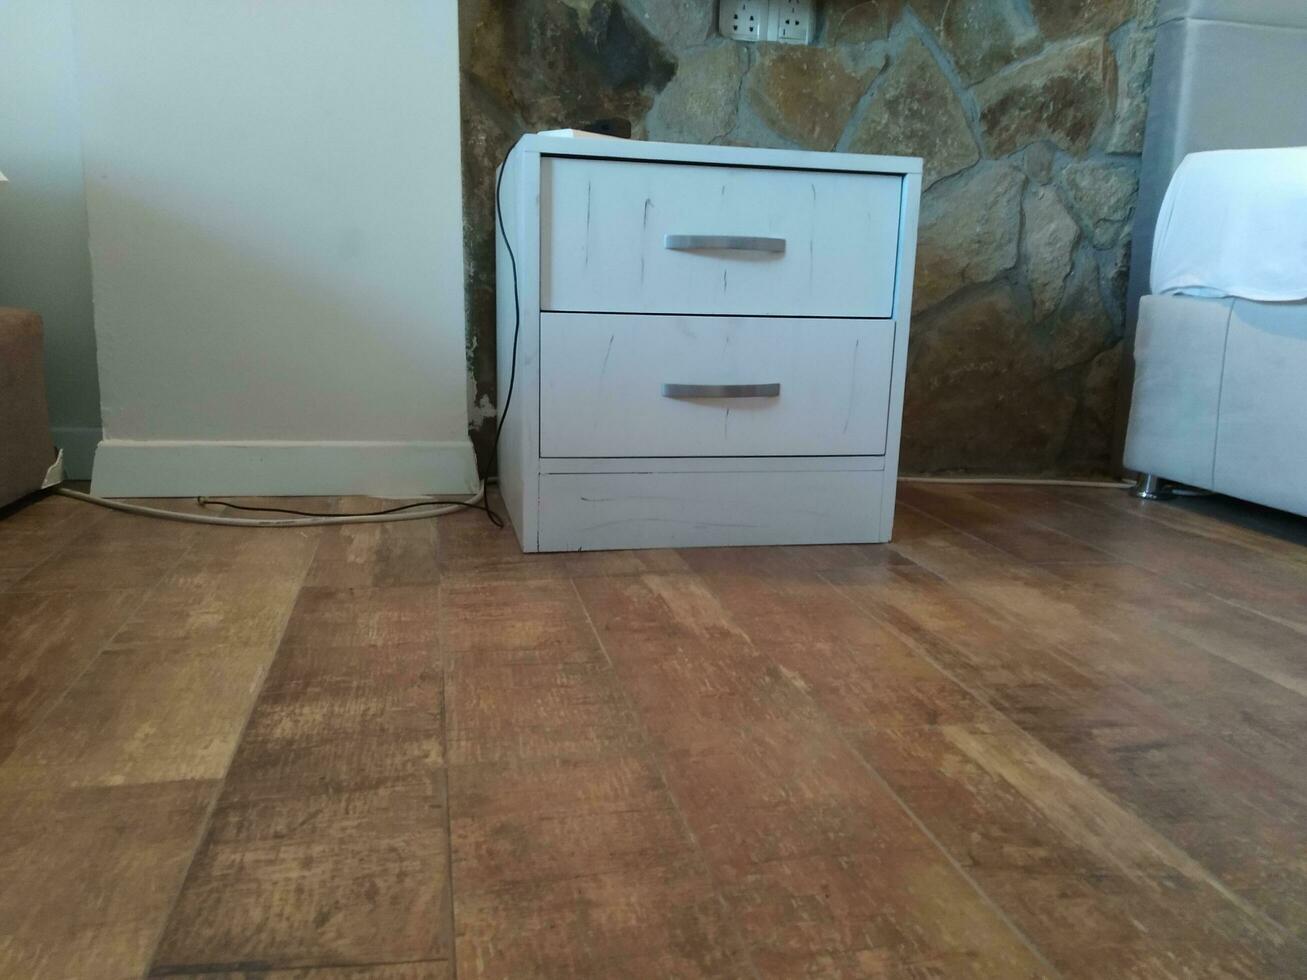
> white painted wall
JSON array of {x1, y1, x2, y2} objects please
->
[
  {"x1": 75, "y1": 0, "x2": 476, "y2": 496},
  {"x1": 0, "y1": 0, "x2": 101, "y2": 477}
]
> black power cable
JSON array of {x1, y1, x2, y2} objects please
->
[
  {"x1": 197, "y1": 497, "x2": 489, "y2": 519},
  {"x1": 482, "y1": 136, "x2": 524, "y2": 525}
]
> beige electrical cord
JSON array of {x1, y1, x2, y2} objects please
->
[
  {"x1": 900, "y1": 476, "x2": 1134, "y2": 489},
  {"x1": 56, "y1": 482, "x2": 488, "y2": 528},
  {"x1": 901, "y1": 475, "x2": 1215, "y2": 497},
  {"x1": 52, "y1": 474, "x2": 1152, "y2": 531}
]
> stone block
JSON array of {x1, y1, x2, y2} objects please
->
[
  {"x1": 1059, "y1": 161, "x2": 1138, "y2": 248},
  {"x1": 914, "y1": 0, "x2": 1041, "y2": 84},
  {"x1": 846, "y1": 38, "x2": 979, "y2": 188},
  {"x1": 976, "y1": 37, "x2": 1116, "y2": 157},
  {"x1": 647, "y1": 43, "x2": 749, "y2": 145},
  {"x1": 1024, "y1": 185, "x2": 1080, "y2": 321},
  {"x1": 914, "y1": 162, "x2": 1025, "y2": 313},
  {"x1": 748, "y1": 45, "x2": 882, "y2": 150}
]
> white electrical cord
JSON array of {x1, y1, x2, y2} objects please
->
[
  {"x1": 55, "y1": 482, "x2": 488, "y2": 528},
  {"x1": 900, "y1": 476, "x2": 1134, "y2": 490},
  {"x1": 53, "y1": 474, "x2": 1182, "y2": 529},
  {"x1": 901, "y1": 475, "x2": 1211, "y2": 497}
]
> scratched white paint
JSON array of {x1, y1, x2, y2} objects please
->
[
  {"x1": 538, "y1": 470, "x2": 888, "y2": 550},
  {"x1": 496, "y1": 133, "x2": 923, "y2": 552},
  {"x1": 539, "y1": 312, "x2": 894, "y2": 457},
  {"x1": 540, "y1": 156, "x2": 902, "y2": 317}
]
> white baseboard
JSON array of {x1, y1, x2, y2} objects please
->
[
  {"x1": 90, "y1": 438, "x2": 479, "y2": 498},
  {"x1": 51, "y1": 427, "x2": 103, "y2": 480}
]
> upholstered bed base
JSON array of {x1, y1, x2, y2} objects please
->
[{"x1": 1124, "y1": 294, "x2": 1307, "y2": 518}]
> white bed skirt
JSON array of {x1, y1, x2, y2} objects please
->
[{"x1": 1152, "y1": 147, "x2": 1307, "y2": 302}]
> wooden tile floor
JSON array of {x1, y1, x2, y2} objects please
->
[{"x1": 2, "y1": 484, "x2": 1307, "y2": 978}]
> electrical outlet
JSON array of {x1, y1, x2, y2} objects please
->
[
  {"x1": 718, "y1": 0, "x2": 766, "y2": 41},
  {"x1": 719, "y1": 0, "x2": 814, "y2": 44},
  {"x1": 771, "y1": 0, "x2": 813, "y2": 43}
]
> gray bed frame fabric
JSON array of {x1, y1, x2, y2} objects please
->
[
  {"x1": 1124, "y1": 296, "x2": 1307, "y2": 518},
  {"x1": 1128, "y1": 0, "x2": 1307, "y2": 336},
  {"x1": 1120, "y1": 0, "x2": 1307, "y2": 515}
]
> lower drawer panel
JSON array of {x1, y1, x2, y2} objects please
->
[
  {"x1": 537, "y1": 469, "x2": 888, "y2": 552},
  {"x1": 540, "y1": 313, "x2": 896, "y2": 458}
]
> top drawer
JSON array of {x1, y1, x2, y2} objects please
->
[{"x1": 540, "y1": 156, "x2": 903, "y2": 318}]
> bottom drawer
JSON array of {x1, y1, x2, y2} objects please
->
[
  {"x1": 537, "y1": 468, "x2": 888, "y2": 552},
  {"x1": 540, "y1": 313, "x2": 897, "y2": 458}
]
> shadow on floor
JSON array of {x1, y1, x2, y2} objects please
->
[{"x1": 1170, "y1": 491, "x2": 1307, "y2": 547}]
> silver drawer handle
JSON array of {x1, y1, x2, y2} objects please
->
[
  {"x1": 664, "y1": 234, "x2": 786, "y2": 254},
  {"x1": 662, "y1": 383, "x2": 781, "y2": 399}
]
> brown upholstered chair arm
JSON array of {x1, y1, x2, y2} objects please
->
[{"x1": 0, "y1": 308, "x2": 57, "y2": 508}]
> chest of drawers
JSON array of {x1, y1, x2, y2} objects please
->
[{"x1": 495, "y1": 134, "x2": 923, "y2": 552}]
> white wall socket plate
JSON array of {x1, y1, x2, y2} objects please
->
[
  {"x1": 770, "y1": 0, "x2": 813, "y2": 43},
  {"x1": 719, "y1": 0, "x2": 767, "y2": 41},
  {"x1": 719, "y1": 0, "x2": 812, "y2": 44}
]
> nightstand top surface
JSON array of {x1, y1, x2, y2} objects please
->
[{"x1": 518, "y1": 132, "x2": 923, "y2": 177}]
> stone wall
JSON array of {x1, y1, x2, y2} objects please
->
[{"x1": 459, "y1": 0, "x2": 1158, "y2": 474}]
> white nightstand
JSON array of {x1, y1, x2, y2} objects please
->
[{"x1": 495, "y1": 134, "x2": 922, "y2": 552}]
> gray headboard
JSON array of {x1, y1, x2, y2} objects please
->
[{"x1": 1118, "y1": 0, "x2": 1307, "y2": 465}]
